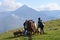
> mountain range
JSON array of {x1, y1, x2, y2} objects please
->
[{"x1": 0, "y1": 5, "x2": 60, "y2": 33}]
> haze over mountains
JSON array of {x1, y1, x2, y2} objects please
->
[{"x1": 0, "y1": 5, "x2": 60, "y2": 33}]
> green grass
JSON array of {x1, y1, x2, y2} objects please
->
[{"x1": 0, "y1": 19, "x2": 60, "y2": 40}]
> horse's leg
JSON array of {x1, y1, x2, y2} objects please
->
[{"x1": 14, "y1": 33, "x2": 17, "y2": 37}]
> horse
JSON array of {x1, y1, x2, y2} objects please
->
[
  {"x1": 27, "y1": 20, "x2": 40, "y2": 35},
  {"x1": 24, "y1": 20, "x2": 35, "y2": 35}
]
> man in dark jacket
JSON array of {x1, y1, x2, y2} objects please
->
[
  {"x1": 38, "y1": 17, "x2": 44, "y2": 34},
  {"x1": 23, "y1": 20, "x2": 28, "y2": 35}
]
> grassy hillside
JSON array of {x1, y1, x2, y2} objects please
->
[{"x1": 0, "y1": 19, "x2": 60, "y2": 40}]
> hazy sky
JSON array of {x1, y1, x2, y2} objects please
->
[{"x1": 0, "y1": 0, "x2": 60, "y2": 11}]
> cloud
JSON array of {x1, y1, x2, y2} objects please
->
[
  {"x1": 0, "y1": 2, "x2": 2, "y2": 6},
  {"x1": 11, "y1": 14, "x2": 20, "y2": 19},
  {"x1": 0, "y1": 0, "x2": 23, "y2": 12},
  {"x1": 11, "y1": 14, "x2": 24, "y2": 20},
  {"x1": 37, "y1": 3, "x2": 60, "y2": 11}
]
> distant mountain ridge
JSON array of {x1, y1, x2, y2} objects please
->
[{"x1": 0, "y1": 5, "x2": 60, "y2": 33}]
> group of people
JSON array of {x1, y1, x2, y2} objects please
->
[{"x1": 23, "y1": 17, "x2": 44, "y2": 35}]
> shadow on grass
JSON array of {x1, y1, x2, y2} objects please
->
[
  {"x1": 5, "y1": 36, "x2": 15, "y2": 39},
  {"x1": 43, "y1": 32, "x2": 48, "y2": 35},
  {"x1": 3, "y1": 35, "x2": 23, "y2": 40},
  {"x1": 3, "y1": 33, "x2": 48, "y2": 40}
]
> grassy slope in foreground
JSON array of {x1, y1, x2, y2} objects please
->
[{"x1": 0, "y1": 19, "x2": 60, "y2": 40}]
